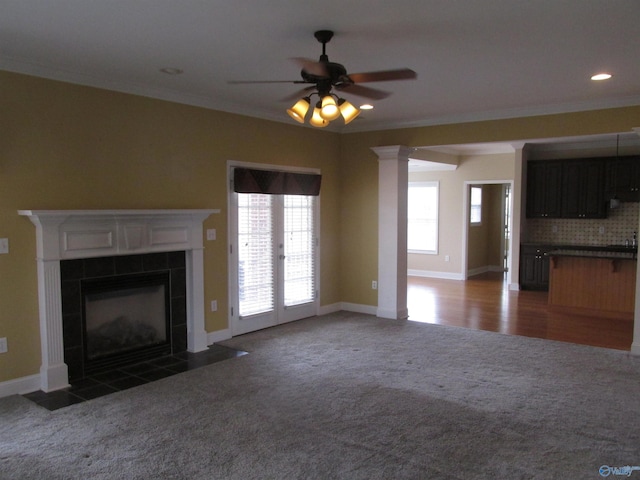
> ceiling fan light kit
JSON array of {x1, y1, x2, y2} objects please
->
[
  {"x1": 286, "y1": 97, "x2": 311, "y2": 123},
  {"x1": 287, "y1": 93, "x2": 359, "y2": 126},
  {"x1": 320, "y1": 95, "x2": 341, "y2": 121},
  {"x1": 338, "y1": 98, "x2": 360, "y2": 124},
  {"x1": 231, "y1": 30, "x2": 416, "y2": 128},
  {"x1": 309, "y1": 102, "x2": 329, "y2": 128}
]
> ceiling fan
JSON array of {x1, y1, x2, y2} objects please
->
[{"x1": 229, "y1": 30, "x2": 417, "y2": 127}]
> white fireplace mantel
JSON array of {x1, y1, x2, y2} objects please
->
[{"x1": 19, "y1": 209, "x2": 219, "y2": 392}]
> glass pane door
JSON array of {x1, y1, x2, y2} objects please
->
[
  {"x1": 238, "y1": 193, "x2": 275, "y2": 318},
  {"x1": 233, "y1": 191, "x2": 317, "y2": 335},
  {"x1": 283, "y1": 195, "x2": 315, "y2": 308}
]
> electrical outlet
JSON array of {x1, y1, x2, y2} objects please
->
[
  {"x1": 210, "y1": 300, "x2": 218, "y2": 312},
  {"x1": 372, "y1": 281, "x2": 377, "y2": 290},
  {"x1": 206, "y1": 229, "x2": 216, "y2": 241},
  {"x1": 445, "y1": 255, "x2": 450, "y2": 262},
  {"x1": 0, "y1": 337, "x2": 7, "y2": 354}
]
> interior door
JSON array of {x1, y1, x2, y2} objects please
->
[{"x1": 231, "y1": 191, "x2": 318, "y2": 336}]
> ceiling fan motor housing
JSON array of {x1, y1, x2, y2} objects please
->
[{"x1": 301, "y1": 62, "x2": 349, "y2": 84}]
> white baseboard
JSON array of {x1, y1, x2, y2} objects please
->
[
  {"x1": 207, "y1": 328, "x2": 232, "y2": 345},
  {"x1": 467, "y1": 265, "x2": 505, "y2": 277},
  {"x1": 409, "y1": 266, "x2": 505, "y2": 280},
  {"x1": 340, "y1": 302, "x2": 377, "y2": 316},
  {"x1": 631, "y1": 342, "x2": 640, "y2": 356},
  {"x1": 318, "y1": 303, "x2": 342, "y2": 316},
  {"x1": 0, "y1": 374, "x2": 41, "y2": 398},
  {"x1": 408, "y1": 269, "x2": 465, "y2": 281}
]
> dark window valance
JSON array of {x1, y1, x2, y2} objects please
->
[{"x1": 233, "y1": 168, "x2": 321, "y2": 196}]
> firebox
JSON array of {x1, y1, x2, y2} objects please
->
[
  {"x1": 82, "y1": 271, "x2": 171, "y2": 374},
  {"x1": 61, "y1": 251, "x2": 188, "y2": 382}
]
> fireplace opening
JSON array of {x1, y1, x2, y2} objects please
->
[
  {"x1": 82, "y1": 271, "x2": 171, "y2": 374},
  {"x1": 61, "y1": 251, "x2": 188, "y2": 382}
]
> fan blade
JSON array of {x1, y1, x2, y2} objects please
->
[
  {"x1": 336, "y1": 83, "x2": 391, "y2": 100},
  {"x1": 228, "y1": 80, "x2": 307, "y2": 84},
  {"x1": 290, "y1": 57, "x2": 329, "y2": 77},
  {"x1": 347, "y1": 68, "x2": 416, "y2": 83}
]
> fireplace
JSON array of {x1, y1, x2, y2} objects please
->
[
  {"x1": 84, "y1": 272, "x2": 170, "y2": 367},
  {"x1": 61, "y1": 252, "x2": 188, "y2": 382},
  {"x1": 19, "y1": 209, "x2": 218, "y2": 392}
]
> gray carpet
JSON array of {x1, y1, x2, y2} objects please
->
[{"x1": 1, "y1": 311, "x2": 639, "y2": 479}]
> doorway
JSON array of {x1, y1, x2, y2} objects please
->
[
  {"x1": 228, "y1": 164, "x2": 319, "y2": 336},
  {"x1": 463, "y1": 181, "x2": 513, "y2": 282}
]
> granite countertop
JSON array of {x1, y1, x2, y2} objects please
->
[{"x1": 545, "y1": 244, "x2": 637, "y2": 259}]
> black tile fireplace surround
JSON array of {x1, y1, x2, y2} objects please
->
[{"x1": 61, "y1": 251, "x2": 188, "y2": 383}]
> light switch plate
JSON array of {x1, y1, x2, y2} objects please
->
[
  {"x1": 0, "y1": 337, "x2": 7, "y2": 354},
  {"x1": 0, "y1": 238, "x2": 8, "y2": 254},
  {"x1": 206, "y1": 229, "x2": 216, "y2": 241}
]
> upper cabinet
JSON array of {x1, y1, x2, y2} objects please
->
[
  {"x1": 526, "y1": 161, "x2": 563, "y2": 218},
  {"x1": 561, "y1": 158, "x2": 606, "y2": 218},
  {"x1": 527, "y1": 157, "x2": 612, "y2": 219},
  {"x1": 605, "y1": 155, "x2": 640, "y2": 202}
]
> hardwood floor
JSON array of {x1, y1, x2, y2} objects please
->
[{"x1": 407, "y1": 272, "x2": 634, "y2": 351}]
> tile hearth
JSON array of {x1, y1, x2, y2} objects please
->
[{"x1": 23, "y1": 344, "x2": 247, "y2": 411}]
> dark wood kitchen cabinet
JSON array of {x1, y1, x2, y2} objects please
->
[
  {"x1": 527, "y1": 158, "x2": 607, "y2": 219},
  {"x1": 561, "y1": 158, "x2": 606, "y2": 218},
  {"x1": 520, "y1": 244, "x2": 553, "y2": 291},
  {"x1": 605, "y1": 155, "x2": 640, "y2": 202},
  {"x1": 526, "y1": 161, "x2": 562, "y2": 218}
]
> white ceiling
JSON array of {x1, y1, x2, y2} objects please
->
[{"x1": 1, "y1": 1, "x2": 639, "y2": 133}]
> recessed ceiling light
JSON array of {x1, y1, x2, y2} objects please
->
[
  {"x1": 160, "y1": 67, "x2": 184, "y2": 75},
  {"x1": 591, "y1": 73, "x2": 612, "y2": 81},
  {"x1": 360, "y1": 104, "x2": 374, "y2": 110}
]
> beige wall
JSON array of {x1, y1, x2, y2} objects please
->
[
  {"x1": 2, "y1": 69, "x2": 640, "y2": 386},
  {"x1": 406, "y1": 154, "x2": 515, "y2": 275}
]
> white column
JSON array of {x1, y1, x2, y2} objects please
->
[
  {"x1": 28, "y1": 214, "x2": 71, "y2": 392},
  {"x1": 509, "y1": 143, "x2": 526, "y2": 291},
  {"x1": 633, "y1": 268, "x2": 640, "y2": 355},
  {"x1": 372, "y1": 146, "x2": 409, "y2": 319},
  {"x1": 631, "y1": 128, "x2": 640, "y2": 355},
  {"x1": 186, "y1": 248, "x2": 209, "y2": 352},
  {"x1": 38, "y1": 259, "x2": 70, "y2": 392}
]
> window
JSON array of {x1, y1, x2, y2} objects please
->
[
  {"x1": 470, "y1": 186, "x2": 482, "y2": 225},
  {"x1": 408, "y1": 181, "x2": 438, "y2": 254}
]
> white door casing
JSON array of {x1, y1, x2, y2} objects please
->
[{"x1": 227, "y1": 161, "x2": 320, "y2": 336}]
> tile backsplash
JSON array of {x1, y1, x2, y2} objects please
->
[{"x1": 526, "y1": 202, "x2": 639, "y2": 246}]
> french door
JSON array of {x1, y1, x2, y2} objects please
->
[{"x1": 230, "y1": 191, "x2": 318, "y2": 335}]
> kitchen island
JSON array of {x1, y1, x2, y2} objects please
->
[{"x1": 547, "y1": 246, "x2": 637, "y2": 320}]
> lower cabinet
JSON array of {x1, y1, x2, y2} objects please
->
[{"x1": 520, "y1": 244, "x2": 552, "y2": 290}]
